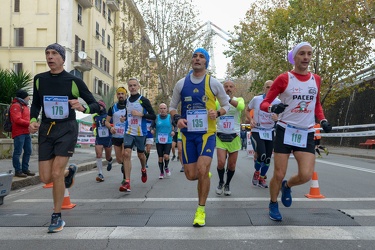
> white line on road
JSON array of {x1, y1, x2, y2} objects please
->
[
  {"x1": 316, "y1": 159, "x2": 375, "y2": 174},
  {"x1": 0, "y1": 226, "x2": 373, "y2": 240},
  {"x1": 13, "y1": 197, "x2": 375, "y2": 203}
]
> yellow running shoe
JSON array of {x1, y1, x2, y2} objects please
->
[
  {"x1": 208, "y1": 172, "x2": 212, "y2": 178},
  {"x1": 193, "y1": 208, "x2": 206, "y2": 227}
]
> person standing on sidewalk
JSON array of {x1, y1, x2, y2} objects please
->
[
  {"x1": 105, "y1": 87, "x2": 127, "y2": 180},
  {"x1": 260, "y1": 42, "x2": 332, "y2": 221},
  {"x1": 150, "y1": 103, "x2": 174, "y2": 179},
  {"x1": 92, "y1": 100, "x2": 113, "y2": 182},
  {"x1": 169, "y1": 48, "x2": 230, "y2": 227},
  {"x1": 10, "y1": 89, "x2": 35, "y2": 178},
  {"x1": 119, "y1": 78, "x2": 156, "y2": 192},
  {"x1": 215, "y1": 79, "x2": 245, "y2": 196},
  {"x1": 246, "y1": 80, "x2": 280, "y2": 188},
  {"x1": 29, "y1": 43, "x2": 100, "y2": 233}
]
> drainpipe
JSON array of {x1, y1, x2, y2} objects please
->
[{"x1": 56, "y1": 0, "x2": 58, "y2": 42}]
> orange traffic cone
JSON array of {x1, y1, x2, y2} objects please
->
[
  {"x1": 43, "y1": 182, "x2": 53, "y2": 188},
  {"x1": 61, "y1": 188, "x2": 76, "y2": 209},
  {"x1": 305, "y1": 171, "x2": 325, "y2": 199}
]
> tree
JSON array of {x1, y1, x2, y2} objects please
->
[
  {"x1": 226, "y1": 0, "x2": 375, "y2": 107},
  {"x1": 0, "y1": 69, "x2": 32, "y2": 105},
  {"x1": 135, "y1": 0, "x2": 207, "y2": 102}
]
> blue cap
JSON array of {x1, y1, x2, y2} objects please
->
[{"x1": 193, "y1": 48, "x2": 210, "y2": 69}]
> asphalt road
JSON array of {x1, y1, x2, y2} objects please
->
[{"x1": 1, "y1": 148, "x2": 375, "y2": 250}]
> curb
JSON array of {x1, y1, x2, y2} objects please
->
[{"x1": 10, "y1": 160, "x2": 101, "y2": 191}]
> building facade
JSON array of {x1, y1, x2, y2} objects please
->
[{"x1": 0, "y1": 0, "x2": 156, "y2": 102}]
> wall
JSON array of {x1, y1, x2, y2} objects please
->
[{"x1": 0, "y1": 138, "x2": 38, "y2": 159}]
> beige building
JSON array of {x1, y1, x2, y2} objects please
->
[{"x1": 0, "y1": 0, "x2": 157, "y2": 102}]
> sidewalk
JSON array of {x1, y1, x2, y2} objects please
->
[{"x1": 0, "y1": 145, "x2": 374, "y2": 191}]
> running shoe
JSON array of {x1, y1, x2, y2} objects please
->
[
  {"x1": 193, "y1": 208, "x2": 206, "y2": 227},
  {"x1": 141, "y1": 168, "x2": 147, "y2": 183},
  {"x1": 208, "y1": 172, "x2": 212, "y2": 178},
  {"x1": 180, "y1": 166, "x2": 184, "y2": 172},
  {"x1": 317, "y1": 154, "x2": 322, "y2": 158},
  {"x1": 324, "y1": 148, "x2": 329, "y2": 156},
  {"x1": 252, "y1": 171, "x2": 260, "y2": 186},
  {"x1": 48, "y1": 215, "x2": 65, "y2": 233},
  {"x1": 281, "y1": 180, "x2": 292, "y2": 207},
  {"x1": 258, "y1": 177, "x2": 268, "y2": 188},
  {"x1": 119, "y1": 181, "x2": 131, "y2": 192},
  {"x1": 269, "y1": 202, "x2": 282, "y2": 221},
  {"x1": 65, "y1": 164, "x2": 77, "y2": 189},
  {"x1": 224, "y1": 184, "x2": 231, "y2": 196},
  {"x1": 215, "y1": 182, "x2": 224, "y2": 195},
  {"x1": 159, "y1": 173, "x2": 164, "y2": 179},
  {"x1": 96, "y1": 173, "x2": 104, "y2": 182},
  {"x1": 172, "y1": 155, "x2": 176, "y2": 161},
  {"x1": 107, "y1": 161, "x2": 112, "y2": 171},
  {"x1": 165, "y1": 168, "x2": 171, "y2": 177}
]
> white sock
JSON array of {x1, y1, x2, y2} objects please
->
[{"x1": 96, "y1": 158, "x2": 103, "y2": 175}]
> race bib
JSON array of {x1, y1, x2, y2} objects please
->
[
  {"x1": 259, "y1": 129, "x2": 273, "y2": 141},
  {"x1": 218, "y1": 116, "x2": 235, "y2": 132},
  {"x1": 114, "y1": 123, "x2": 125, "y2": 135},
  {"x1": 186, "y1": 109, "x2": 208, "y2": 132},
  {"x1": 97, "y1": 126, "x2": 109, "y2": 138},
  {"x1": 44, "y1": 96, "x2": 69, "y2": 119},
  {"x1": 157, "y1": 133, "x2": 168, "y2": 144},
  {"x1": 283, "y1": 125, "x2": 308, "y2": 148}
]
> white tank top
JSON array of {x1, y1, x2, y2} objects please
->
[
  {"x1": 248, "y1": 94, "x2": 280, "y2": 132},
  {"x1": 277, "y1": 72, "x2": 318, "y2": 131}
]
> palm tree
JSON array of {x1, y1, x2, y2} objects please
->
[{"x1": 0, "y1": 69, "x2": 33, "y2": 105}]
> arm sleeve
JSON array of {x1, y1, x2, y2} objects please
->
[
  {"x1": 260, "y1": 73, "x2": 288, "y2": 112},
  {"x1": 313, "y1": 74, "x2": 325, "y2": 121},
  {"x1": 236, "y1": 97, "x2": 245, "y2": 111},
  {"x1": 169, "y1": 78, "x2": 184, "y2": 112},
  {"x1": 211, "y1": 77, "x2": 230, "y2": 112},
  {"x1": 30, "y1": 76, "x2": 42, "y2": 122},
  {"x1": 141, "y1": 97, "x2": 156, "y2": 120}
]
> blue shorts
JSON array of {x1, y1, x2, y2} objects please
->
[
  {"x1": 95, "y1": 137, "x2": 112, "y2": 148},
  {"x1": 123, "y1": 133, "x2": 146, "y2": 153},
  {"x1": 181, "y1": 132, "x2": 216, "y2": 164}
]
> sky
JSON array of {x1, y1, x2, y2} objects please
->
[{"x1": 191, "y1": 0, "x2": 253, "y2": 79}]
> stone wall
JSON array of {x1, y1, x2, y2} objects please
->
[{"x1": 0, "y1": 138, "x2": 38, "y2": 159}]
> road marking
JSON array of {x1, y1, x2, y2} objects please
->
[
  {"x1": 13, "y1": 197, "x2": 375, "y2": 203},
  {"x1": 340, "y1": 209, "x2": 375, "y2": 216},
  {"x1": 316, "y1": 159, "x2": 375, "y2": 174},
  {"x1": 0, "y1": 226, "x2": 373, "y2": 240}
]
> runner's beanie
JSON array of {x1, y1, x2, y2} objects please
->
[
  {"x1": 45, "y1": 43, "x2": 66, "y2": 61},
  {"x1": 193, "y1": 48, "x2": 210, "y2": 69}
]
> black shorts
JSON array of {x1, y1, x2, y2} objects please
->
[
  {"x1": 156, "y1": 143, "x2": 172, "y2": 157},
  {"x1": 96, "y1": 137, "x2": 112, "y2": 148},
  {"x1": 38, "y1": 120, "x2": 78, "y2": 161},
  {"x1": 273, "y1": 125, "x2": 315, "y2": 154},
  {"x1": 172, "y1": 132, "x2": 178, "y2": 143},
  {"x1": 111, "y1": 137, "x2": 123, "y2": 147}
]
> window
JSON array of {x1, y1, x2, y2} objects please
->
[
  {"x1": 95, "y1": 51, "x2": 99, "y2": 66},
  {"x1": 96, "y1": 22, "x2": 100, "y2": 39},
  {"x1": 100, "y1": 55, "x2": 104, "y2": 69},
  {"x1": 14, "y1": 63, "x2": 23, "y2": 73},
  {"x1": 106, "y1": 60, "x2": 110, "y2": 74},
  {"x1": 102, "y1": 29, "x2": 105, "y2": 45},
  {"x1": 95, "y1": 0, "x2": 102, "y2": 12},
  {"x1": 108, "y1": 9, "x2": 112, "y2": 24},
  {"x1": 102, "y1": 2, "x2": 106, "y2": 17},
  {"x1": 14, "y1": 28, "x2": 24, "y2": 46},
  {"x1": 74, "y1": 35, "x2": 81, "y2": 61},
  {"x1": 107, "y1": 35, "x2": 111, "y2": 50},
  {"x1": 78, "y1": 5, "x2": 82, "y2": 24},
  {"x1": 14, "y1": 0, "x2": 20, "y2": 12}
]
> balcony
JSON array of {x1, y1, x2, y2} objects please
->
[
  {"x1": 73, "y1": 56, "x2": 93, "y2": 72},
  {"x1": 76, "y1": 0, "x2": 93, "y2": 9},
  {"x1": 107, "y1": 0, "x2": 120, "y2": 11}
]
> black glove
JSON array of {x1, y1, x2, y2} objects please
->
[
  {"x1": 271, "y1": 103, "x2": 288, "y2": 114},
  {"x1": 173, "y1": 114, "x2": 182, "y2": 124},
  {"x1": 321, "y1": 120, "x2": 332, "y2": 133}
]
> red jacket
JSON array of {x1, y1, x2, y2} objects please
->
[{"x1": 10, "y1": 98, "x2": 30, "y2": 138}]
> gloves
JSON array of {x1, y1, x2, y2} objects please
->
[
  {"x1": 321, "y1": 120, "x2": 332, "y2": 133},
  {"x1": 270, "y1": 103, "x2": 288, "y2": 114},
  {"x1": 173, "y1": 114, "x2": 182, "y2": 124}
]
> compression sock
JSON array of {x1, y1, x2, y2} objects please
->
[
  {"x1": 225, "y1": 169, "x2": 235, "y2": 185},
  {"x1": 254, "y1": 160, "x2": 262, "y2": 171},
  {"x1": 260, "y1": 163, "x2": 269, "y2": 177},
  {"x1": 96, "y1": 158, "x2": 103, "y2": 175},
  {"x1": 217, "y1": 168, "x2": 225, "y2": 183},
  {"x1": 158, "y1": 161, "x2": 164, "y2": 173}
]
